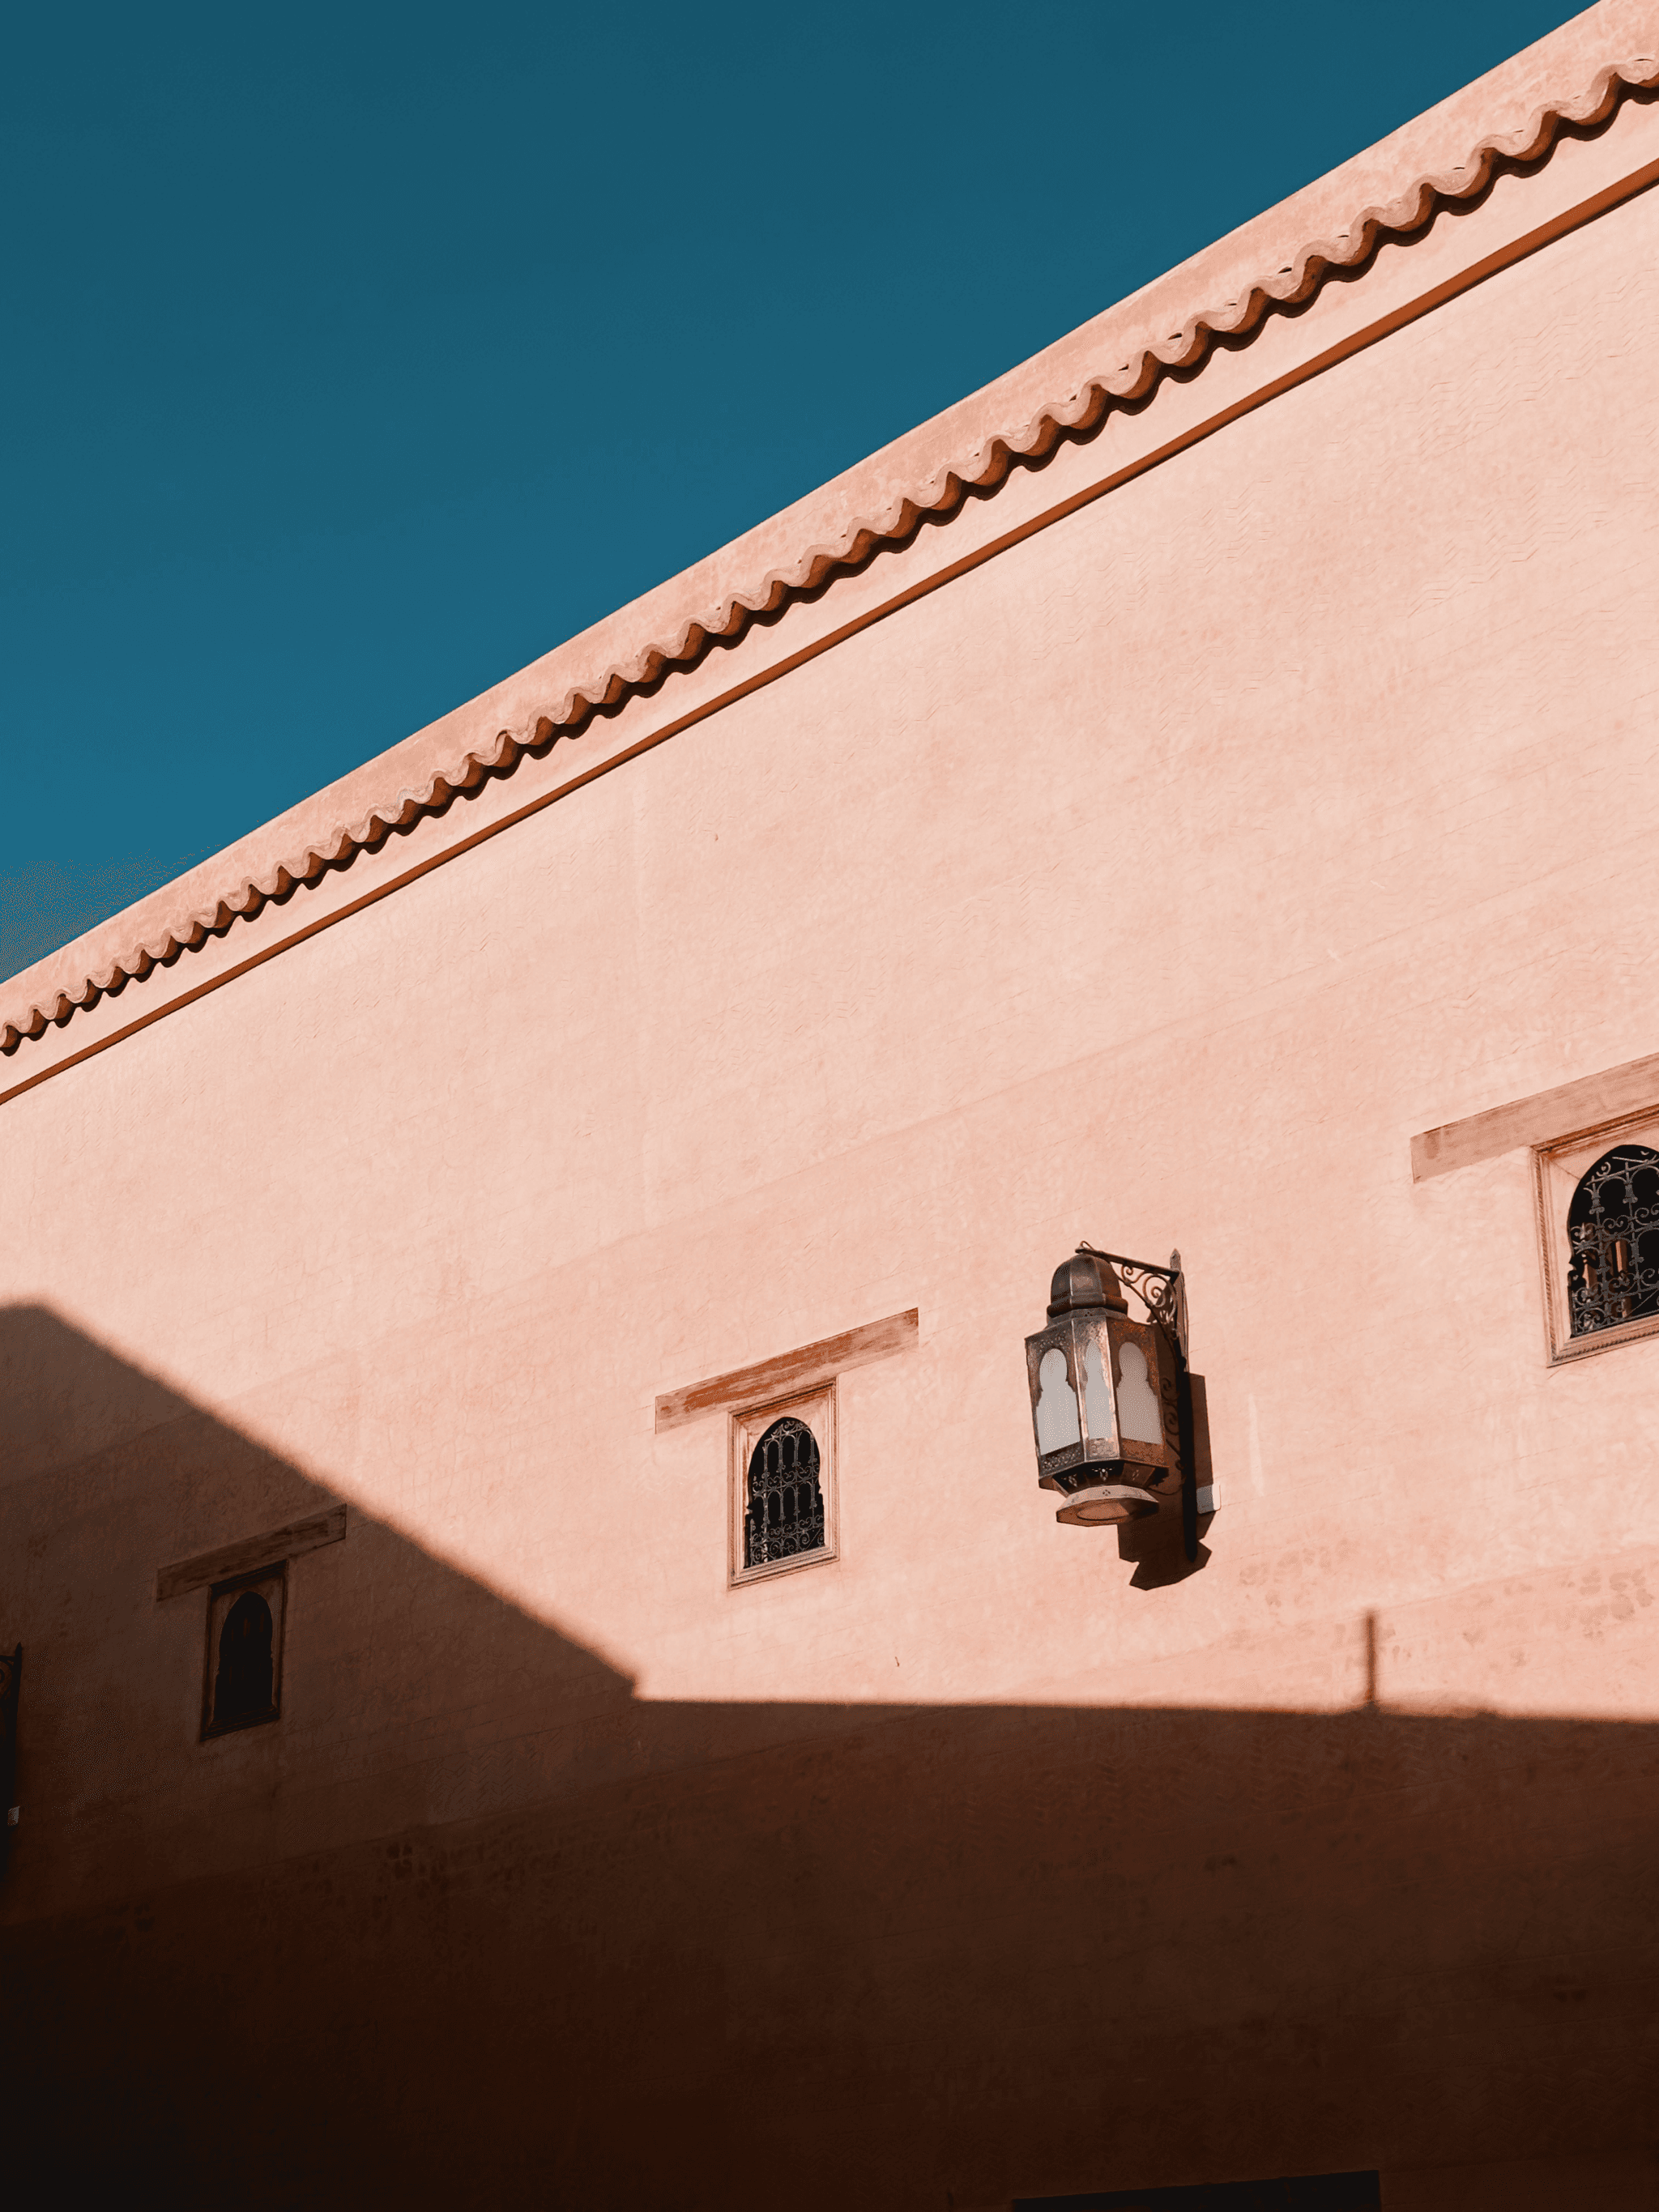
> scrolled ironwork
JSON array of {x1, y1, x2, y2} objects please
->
[
  {"x1": 1076, "y1": 1242, "x2": 1188, "y2": 1360},
  {"x1": 1566, "y1": 1144, "x2": 1659, "y2": 1337},
  {"x1": 744, "y1": 1417, "x2": 826, "y2": 1570}
]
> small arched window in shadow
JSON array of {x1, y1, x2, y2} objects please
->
[
  {"x1": 744, "y1": 1417, "x2": 825, "y2": 1571},
  {"x1": 1567, "y1": 1144, "x2": 1659, "y2": 1338},
  {"x1": 203, "y1": 1568, "x2": 284, "y2": 1737}
]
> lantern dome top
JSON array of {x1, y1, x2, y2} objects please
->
[{"x1": 1047, "y1": 1250, "x2": 1129, "y2": 1320}]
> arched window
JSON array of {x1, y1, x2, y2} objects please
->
[
  {"x1": 744, "y1": 1417, "x2": 825, "y2": 1571},
  {"x1": 211, "y1": 1588, "x2": 275, "y2": 1732},
  {"x1": 1567, "y1": 1144, "x2": 1659, "y2": 1338}
]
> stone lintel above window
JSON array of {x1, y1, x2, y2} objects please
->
[
  {"x1": 155, "y1": 1505, "x2": 348, "y2": 1604},
  {"x1": 654, "y1": 1310, "x2": 918, "y2": 1433}
]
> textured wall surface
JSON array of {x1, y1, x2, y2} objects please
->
[{"x1": 3, "y1": 96, "x2": 1659, "y2": 2212}]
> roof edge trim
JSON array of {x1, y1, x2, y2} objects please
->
[{"x1": 6, "y1": 34, "x2": 1659, "y2": 1054}]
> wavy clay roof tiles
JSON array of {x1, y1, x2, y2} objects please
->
[{"x1": 6, "y1": 0, "x2": 1659, "y2": 1059}]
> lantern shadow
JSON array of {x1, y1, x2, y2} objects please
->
[
  {"x1": 1117, "y1": 1510, "x2": 1213, "y2": 1588},
  {"x1": 1116, "y1": 1370, "x2": 1217, "y2": 1586}
]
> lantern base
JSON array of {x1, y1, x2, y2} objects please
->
[{"x1": 1055, "y1": 1482, "x2": 1160, "y2": 1527}]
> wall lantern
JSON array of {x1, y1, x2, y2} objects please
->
[{"x1": 1025, "y1": 1245, "x2": 1193, "y2": 1533}]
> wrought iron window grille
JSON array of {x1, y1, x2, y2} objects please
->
[
  {"x1": 744, "y1": 1416, "x2": 827, "y2": 1571},
  {"x1": 1566, "y1": 1144, "x2": 1659, "y2": 1339}
]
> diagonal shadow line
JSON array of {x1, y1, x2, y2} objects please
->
[{"x1": 2, "y1": 1301, "x2": 1655, "y2": 2211}]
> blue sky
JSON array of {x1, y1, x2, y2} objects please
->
[{"x1": 2, "y1": 0, "x2": 1580, "y2": 978}]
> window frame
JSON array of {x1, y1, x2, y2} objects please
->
[
  {"x1": 728, "y1": 1379, "x2": 838, "y2": 1589},
  {"x1": 200, "y1": 1562, "x2": 288, "y2": 1741},
  {"x1": 1533, "y1": 1105, "x2": 1659, "y2": 1365}
]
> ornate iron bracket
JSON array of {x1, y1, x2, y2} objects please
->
[
  {"x1": 1076, "y1": 1243, "x2": 1199, "y2": 1561},
  {"x1": 1075, "y1": 1243, "x2": 1188, "y2": 1363}
]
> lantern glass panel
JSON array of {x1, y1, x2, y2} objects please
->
[
  {"x1": 1115, "y1": 1337, "x2": 1163, "y2": 1444},
  {"x1": 1081, "y1": 1332, "x2": 1115, "y2": 1443},
  {"x1": 1034, "y1": 1347, "x2": 1081, "y2": 1455}
]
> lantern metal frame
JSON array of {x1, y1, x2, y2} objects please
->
[{"x1": 1026, "y1": 1243, "x2": 1200, "y2": 1554}]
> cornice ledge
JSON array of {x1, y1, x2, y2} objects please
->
[{"x1": 6, "y1": 11, "x2": 1659, "y2": 1054}]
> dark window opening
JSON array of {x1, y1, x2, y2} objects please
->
[
  {"x1": 1567, "y1": 1143, "x2": 1659, "y2": 1337},
  {"x1": 744, "y1": 1417, "x2": 825, "y2": 1571},
  {"x1": 206, "y1": 1581, "x2": 279, "y2": 1736}
]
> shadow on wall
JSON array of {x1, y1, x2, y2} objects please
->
[{"x1": 0, "y1": 1303, "x2": 1656, "y2": 2212}]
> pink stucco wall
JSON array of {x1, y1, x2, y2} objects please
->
[{"x1": 4, "y1": 16, "x2": 1659, "y2": 2206}]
